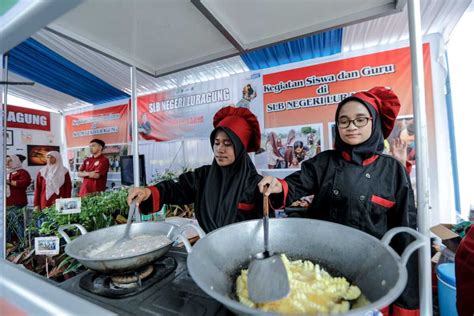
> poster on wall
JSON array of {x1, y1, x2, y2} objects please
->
[
  {"x1": 262, "y1": 44, "x2": 433, "y2": 150},
  {"x1": 65, "y1": 104, "x2": 129, "y2": 148},
  {"x1": 7, "y1": 105, "x2": 51, "y2": 131},
  {"x1": 136, "y1": 72, "x2": 262, "y2": 142},
  {"x1": 6, "y1": 130, "x2": 13, "y2": 146},
  {"x1": 255, "y1": 124, "x2": 323, "y2": 170},
  {"x1": 27, "y1": 145, "x2": 60, "y2": 166}
]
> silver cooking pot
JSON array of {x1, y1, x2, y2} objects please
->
[
  {"x1": 58, "y1": 222, "x2": 205, "y2": 273},
  {"x1": 185, "y1": 218, "x2": 426, "y2": 315}
]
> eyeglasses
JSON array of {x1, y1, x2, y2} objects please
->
[{"x1": 337, "y1": 117, "x2": 372, "y2": 129}]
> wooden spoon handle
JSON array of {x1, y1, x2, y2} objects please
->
[{"x1": 263, "y1": 184, "x2": 269, "y2": 218}]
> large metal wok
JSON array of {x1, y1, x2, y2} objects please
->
[
  {"x1": 58, "y1": 222, "x2": 205, "y2": 273},
  {"x1": 185, "y1": 218, "x2": 426, "y2": 315}
]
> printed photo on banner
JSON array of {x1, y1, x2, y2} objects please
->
[
  {"x1": 56, "y1": 197, "x2": 81, "y2": 214},
  {"x1": 35, "y1": 236, "x2": 60, "y2": 255},
  {"x1": 328, "y1": 122, "x2": 336, "y2": 149},
  {"x1": 255, "y1": 124, "x2": 323, "y2": 170},
  {"x1": 27, "y1": 145, "x2": 60, "y2": 166},
  {"x1": 136, "y1": 72, "x2": 263, "y2": 142},
  {"x1": 6, "y1": 130, "x2": 13, "y2": 146}
]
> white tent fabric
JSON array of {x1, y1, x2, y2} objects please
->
[
  {"x1": 33, "y1": 29, "x2": 249, "y2": 98},
  {"x1": 342, "y1": 0, "x2": 471, "y2": 52},
  {"x1": 5, "y1": 71, "x2": 91, "y2": 111},
  {"x1": 6, "y1": 0, "x2": 470, "y2": 112}
]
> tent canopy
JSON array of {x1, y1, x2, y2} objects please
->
[
  {"x1": 47, "y1": 0, "x2": 404, "y2": 76},
  {"x1": 2, "y1": 0, "x2": 471, "y2": 112}
]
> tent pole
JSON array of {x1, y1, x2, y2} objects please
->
[
  {"x1": 1, "y1": 54, "x2": 9, "y2": 260},
  {"x1": 130, "y1": 66, "x2": 140, "y2": 222},
  {"x1": 407, "y1": 0, "x2": 433, "y2": 315}
]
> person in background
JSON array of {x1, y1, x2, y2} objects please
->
[
  {"x1": 78, "y1": 139, "x2": 110, "y2": 197},
  {"x1": 114, "y1": 158, "x2": 120, "y2": 172},
  {"x1": 6, "y1": 154, "x2": 32, "y2": 242},
  {"x1": 16, "y1": 154, "x2": 27, "y2": 164},
  {"x1": 284, "y1": 129, "x2": 296, "y2": 167},
  {"x1": 34, "y1": 151, "x2": 72, "y2": 211},
  {"x1": 128, "y1": 106, "x2": 263, "y2": 233},
  {"x1": 455, "y1": 224, "x2": 474, "y2": 316},
  {"x1": 266, "y1": 132, "x2": 285, "y2": 169},
  {"x1": 292, "y1": 140, "x2": 308, "y2": 167},
  {"x1": 259, "y1": 87, "x2": 419, "y2": 316}
]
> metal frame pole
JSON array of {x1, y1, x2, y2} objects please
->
[
  {"x1": 1, "y1": 54, "x2": 9, "y2": 259},
  {"x1": 130, "y1": 66, "x2": 140, "y2": 221},
  {"x1": 407, "y1": 0, "x2": 433, "y2": 314}
]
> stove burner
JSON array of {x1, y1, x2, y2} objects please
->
[
  {"x1": 111, "y1": 265, "x2": 154, "y2": 288},
  {"x1": 79, "y1": 256, "x2": 177, "y2": 298}
]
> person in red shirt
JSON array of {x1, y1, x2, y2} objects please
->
[
  {"x1": 455, "y1": 224, "x2": 474, "y2": 316},
  {"x1": 33, "y1": 151, "x2": 72, "y2": 211},
  {"x1": 6, "y1": 154, "x2": 31, "y2": 207},
  {"x1": 6, "y1": 154, "x2": 32, "y2": 242},
  {"x1": 78, "y1": 139, "x2": 110, "y2": 197}
]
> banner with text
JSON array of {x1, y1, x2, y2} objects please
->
[
  {"x1": 263, "y1": 44, "x2": 433, "y2": 130},
  {"x1": 136, "y1": 72, "x2": 262, "y2": 141},
  {"x1": 65, "y1": 104, "x2": 129, "y2": 147},
  {"x1": 7, "y1": 105, "x2": 51, "y2": 131}
]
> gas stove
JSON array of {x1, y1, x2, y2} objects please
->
[{"x1": 59, "y1": 247, "x2": 231, "y2": 315}]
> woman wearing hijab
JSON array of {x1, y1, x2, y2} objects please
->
[
  {"x1": 34, "y1": 151, "x2": 72, "y2": 211},
  {"x1": 259, "y1": 87, "x2": 418, "y2": 316},
  {"x1": 6, "y1": 154, "x2": 32, "y2": 241},
  {"x1": 6, "y1": 155, "x2": 31, "y2": 208},
  {"x1": 284, "y1": 129, "x2": 296, "y2": 167},
  {"x1": 128, "y1": 106, "x2": 263, "y2": 233}
]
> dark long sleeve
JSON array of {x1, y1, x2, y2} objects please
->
[{"x1": 139, "y1": 167, "x2": 205, "y2": 214}]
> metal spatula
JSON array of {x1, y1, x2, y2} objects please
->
[
  {"x1": 247, "y1": 187, "x2": 290, "y2": 303},
  {"x1": 114, "y1": 202, "x2": 136, "y2": 246}
]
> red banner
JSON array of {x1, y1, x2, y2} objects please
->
[
  {"x1": 65, "y1": 104, "x2": 129, "y2": 147},
  {"x1": 263, "y1": 44, "x2": 434, "y2": 129},
  {"x1": 7, "y1": 105, "x2": 51, "y2": 131}
]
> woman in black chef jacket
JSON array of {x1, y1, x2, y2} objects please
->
[
  {"x1": 259, "y1": 87, "x2": 419, "y2": 316},
  {"x1": 128, "y1": 106, "x2": 263, "y2": 233}
]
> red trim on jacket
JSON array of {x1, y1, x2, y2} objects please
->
[
  {"x1": 148, "y1": 186, "x2": 161, "y2": 213},
  {"x1": 392, "y1": 305, "x2": 419, "y2": 316},
  {"x1": 362, "y1": 155, "x2": 379, "y2": 166},
  {"x1": 341, "y1": 151, "x2": 351, "y2": 162},
  {"x1": 238, "y1": 203, "x2": 255, "y2": 212},
  {"x1": 405, "y1": 161, "x2": 413, "y2": 175},
  {"x1": 269, "y1": 179, "x2": 288, "y2": 210},
  {"x1": 371, "y1": 195, "x2": 396, "y2": 208},
  {"x1": 341, "y1": 151, "x2": 379, "y2": 166}
]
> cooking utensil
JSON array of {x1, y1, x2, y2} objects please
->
[
  {"x1": 58, "y1": 222, "x2": 205, "y2": 273},
  {"x1": 185, "y1": 218, "x2": 426, "y2": 315},
  {"x1": 247, "y1": 187, "x2": 289, "y2": 303},
  {"x1": 112, "y1": 202, "x2": 136, "y2": 247}
]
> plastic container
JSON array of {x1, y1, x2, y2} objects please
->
[{"x1": 436, "y1": 263, "x2": 458, "y2": 316}]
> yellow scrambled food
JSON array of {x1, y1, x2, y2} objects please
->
[{"x1": 236, "y1": 255, "x2": 362, "y2": 314}]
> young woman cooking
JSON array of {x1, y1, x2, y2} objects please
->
[
  {"x1": 259, "y1": 87, "x2": 419, "y2": 316},
  {"x1": 128, "y1": 106, "x2": 263, "y2": 233}
]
